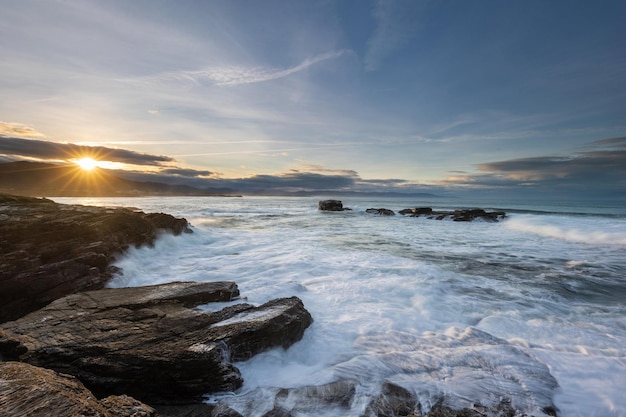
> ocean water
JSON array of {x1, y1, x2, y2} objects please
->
[{"x1": 54, "y1": 196, "x2": 626, "y2": 417}]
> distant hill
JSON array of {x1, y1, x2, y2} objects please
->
[{"x1": 0, "y1": 161, "x2": 239, "y2": 197}]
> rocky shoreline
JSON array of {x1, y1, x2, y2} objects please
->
[
  {"x1": 0, "y1": 194, "x2": 191, "y2": 322},
  {"x1": 0, "y1": 195, "x2": 556, "y2": 417}
]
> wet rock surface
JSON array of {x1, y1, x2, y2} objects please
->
[
  {"x1": 366, "y1": 208, "x2": 396, "y2": 216},
  {"x1": 0, "y1": 281, "x2": 313, "y2": 405},
  {"x1": 214, "y1": 327, "x2": 558, "y2": 417},
  {"x1": 214, "y1": 377, "x2": 556, "y2": 417},
  {"x1": 0, "y1": 361, "x2": 156, "y2": 417},
  {"x1": 399, "y1": 207, "x2": 506, "y2": 222},
  {"x1": 0, "y1": 194, "x2": 192, "y2": 323},
  {"x1": 318, "y1": 200, "x2": 505, "y2": 222},
  {"x1": 318, "y1": 199, "x2": 352, "y2": 211}
]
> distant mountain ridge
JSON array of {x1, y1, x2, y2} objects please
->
[
  {"x1": 0, "y1": 161, "x2": 445, "y2": 198},
  {"x1": 0, "y1": 161, "x2": 239, "y2": 197}
]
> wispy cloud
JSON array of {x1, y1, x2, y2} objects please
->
[
  {"x1": 0, "y1": 121, "x2": 46, "y2": 138},
  {"x1": 158, "y1": 50, "x2": 351, "y2": 86}
]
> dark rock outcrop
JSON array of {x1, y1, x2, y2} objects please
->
[
  {"x1": 0, "y1": 194, "x2": 192, "y2": 323},
  {"x1": 398, "y1": 207, "x2": 433, "y2": 216},
  {"x1": 0, "y1": 281, "x2": 313, "y2": 404},
  {"x1": 318, "y1": 200, "x2": 351, "y2": 211},
  {"x1": 400, "y1": 207, "x2": 506, "y2": 222},
  {"x1": 366, "y1": 208, "x2": 396, "y2": 216},
  {"x1": 0, "y1": 361, "x2": 156, "y2": 417}
]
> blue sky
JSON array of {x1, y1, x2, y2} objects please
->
[{"x1": 1, "y1": 0, "x2": 625, "y2": 197}]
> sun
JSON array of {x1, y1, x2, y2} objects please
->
[{"x1": 76, "y1": 157, "x2": 98, "y2": 171}]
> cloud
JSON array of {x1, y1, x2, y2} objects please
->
[
  {"x1": 114, "y1": 163, "x2": 442, "y2": 196},
  {"x1": 0, "y1": 136, "x2": 174, "y2": 166},
  {"x1": 0, "y1": 121, "x2": 46, "y2": 138},
  {"x1": 589, "y1": 136, "x2": 626, "y2": 148},
  {"x1": 158, "y1": 50, "x2": 350, "y2": 87},
  {"x1": 438, "y1": 136, "x2": 626, "y2": 196},
  {"x1": 160, "y1": 168, "x2": 217, "y2": 178}
]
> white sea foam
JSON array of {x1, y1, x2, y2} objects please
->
[
  {"x1": 505, "y1": 215, "x2": 626, "y2": 245},
  {"x1": 54, "y1": 196, "x2": 626, "y2": 417}
]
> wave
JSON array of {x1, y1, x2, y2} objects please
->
[{"x1": 505, "y1": 217, "x2": 626, "y2": 245}]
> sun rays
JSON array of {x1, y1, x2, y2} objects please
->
[{"x1": 75, "y1": 157, "x2": 98, "y2": 171}]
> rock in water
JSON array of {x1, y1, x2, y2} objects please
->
[
  {"x1": 0, "y1": 194, "x2": 192, "y2": 323},
  {"x1": 0, "y1": 281, "x2": 313, "y2": 404},
  {"x1": 366, "y1": 208, "x2": 396, "y2": 216},
  {"x1": 318, "y1": 200, "x2": 351, "y2": 211},
  {"x1": 0, "y1": 361, "x2": 156, "y2": 417},
  {"x1": 398, "y1": 206, "x2": 506, "y2": 222}
]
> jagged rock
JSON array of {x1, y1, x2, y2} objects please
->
[
  {"x1": 0, "y1": 194, "x2": 192, "y2": 323},
  {"x1": 366, "y1": 208, "x2": 396, "y2": 216},
  {"x1": 215, "y1": 378, "x2": 556, "y2": 417},
  {"x1": 99, "y1": 395, "x2": 158, "y2": 417},
  {"x1": 0, "y1": 361, "x2": 156, "y2": 417},
  {"x1": 399, "y1": 207, "x2": 506, "y2": 222},
  {"x1": 318, "y1": 200, "x2": 351, "y2": 211},
  {"x1": 399, "y1": 207, "x2": 433, "y2": 216},
  {"x1": 365, "y1": 381, "x2": 421, "y2": 416},
  {"x1": 0, "y1": 281, "x2": 313, "y2": 404}
]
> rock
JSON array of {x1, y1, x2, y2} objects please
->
[
  {"x1": 99, "y1": 395, "x2": 158, "y2": 417},
  {"x1": 366, "y1": 208, "x2": 396, "y2": 216},
  {"x1": 0, "y1": 281, "x2": 313, "y2": 404},
  {"x1": 0, "y1": 194, "x2": 193, "y2": 323},
  {"x1": 450, "y1": 209, "x2": 505, "y2": 222},
  {"x1": 0, "y1": 361, "x2": 156, "y2": 417},
  {"x1": 318, "y1": 200, "x2": 351, "y2": 211},
  {"x1": 398, "y1": 207, "x2": 506, "y2": 222},
  {"x1": 399, "y1": 207, "x2": 433, "y2": 216},
  {"x1": 365, "y1": 381, "x2": 421, "y2": 417},
  {"x1": 156, "y1": 403, "x2": 235, "y2": 417}
]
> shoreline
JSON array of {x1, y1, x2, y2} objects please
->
[{"x1": 0, "y1": 194, "x2": 560, "y2": 417}]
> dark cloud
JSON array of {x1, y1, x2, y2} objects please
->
[
  {"x1": 589, "y1": 136, "x2": 626, "y2": 148},
  {"x1": 0, "y1": 136, "x2": 174, "y2": 166},
  {"x1": 439, "y1": 137, "x2": 626, "y2": 197},
  {"x1": 113, "y1": 167, "x2": 438, "y2": 195},
  {"x1": 160, "y1": 168, "x2": 216, "y2": 177}
]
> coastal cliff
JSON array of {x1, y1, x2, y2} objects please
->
[{"x1": 0, "y1": 194, "x2": 191, "y2": 323}]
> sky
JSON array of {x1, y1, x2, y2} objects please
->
[{"x1": 1, "y1": 0, "x2": 625, "y2": 198}]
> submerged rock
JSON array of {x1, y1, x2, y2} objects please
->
[
  {"x1": 366, "y1": 208, "x2": 396, "y2": 216},
  {"x1": 0, "y1": 194, "x2": 192, "y2": 323},
  {"x1": 213, "y1": 327, "x2": 558, "y2": 417},
  {"x1": 0, "y1": 281, "x2": 313, "y2": 404},
  {"x1": 0, "y1": 361, "x2": 156, "y2": 417}
]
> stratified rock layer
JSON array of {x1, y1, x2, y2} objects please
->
[
  {"x1": 0, "y1": 194, "x2": 192, "y2": 322},
  {"x1": 0, "y1": 361, "x2": 156, "y2": 417},
  {"x1": 0, "y1": 281, "x2": 313, "y2": 404}
]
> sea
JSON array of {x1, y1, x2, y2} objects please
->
[{"x1": 53, "y1": 196, "x2": 626, "y2": 417}]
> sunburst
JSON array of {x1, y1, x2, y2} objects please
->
[{"x1": 76, "y1": 157, "x2": 98, "y2": 171}]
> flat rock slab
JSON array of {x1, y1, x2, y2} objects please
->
[
  {"x1": 0, "y1": 194, "x2": 192, "y2": 323},
  {"x1": 0, "y1": 281, "x2": 313, "y2": 404}
]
